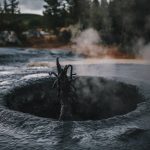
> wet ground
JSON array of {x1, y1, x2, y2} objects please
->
[{"x1": 0, "y1": 47, "x2": 150, "y2": 150}]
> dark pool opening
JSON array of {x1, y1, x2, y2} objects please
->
[{"x1": 5, "y1": 77, "x2": 144, "y2": 121}]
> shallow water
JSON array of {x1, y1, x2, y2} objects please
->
[{"x1": 0, "y1": 48, "x2": 150, "y2": 150}]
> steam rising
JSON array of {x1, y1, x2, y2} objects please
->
[
  {"x1": 140, "y1": 44, "x2": 150, "y2": 60},
  {"x1": 142, "y1": 44, "x2": 150, "y2": 60},
  {"x1": 73, "y1": 28, "x2": 101, "y2": 46},
  {"x1": 72, "y1": 28, "x2": 107, "y2": 57},
  {"x1": 71, "y1": 28, "x2": 123, "y2": 58},
  {"x1": 134, "y1": 39, "x2": 150, "y2": 60}
]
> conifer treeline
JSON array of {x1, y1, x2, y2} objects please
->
[
  {"x1": 44, "y1": 0, "x2": 150, "y2": 52},
  {"x1": 0, "y1": 0, "x2": 19, "y2": 14},
  {"x1": 0, "y1": 0, "x2": 150, "y2": 52}
]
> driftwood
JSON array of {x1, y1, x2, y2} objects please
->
[{"x1": 49, "y1": 57, "x2": 77, "y2": 120}]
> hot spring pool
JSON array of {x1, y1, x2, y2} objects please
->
[{"x1": 0, "y1": 48, "x2": 150, "y2": 150}]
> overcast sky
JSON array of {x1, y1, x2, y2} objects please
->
[
  {"x1": 0, "y1": 0, "x2": 110, "y2": 15},
  {"x1": 19, "y1": 0, "x2": 45, "y2": 15},
  {"x1": 0, "y1": 0, "x2": 45, "y2": 15}
]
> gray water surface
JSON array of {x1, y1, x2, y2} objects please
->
[{"x1": 0, "y1": 48, "x2": 150, "y2": 150}]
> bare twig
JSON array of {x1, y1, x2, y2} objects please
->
[{"x1": 49, "y1": 57, "x2": 77, "y2": 120}]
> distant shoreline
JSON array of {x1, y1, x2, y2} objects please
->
[{"x1": 0, "y1": 43, "x2": 139, "y2": 60}]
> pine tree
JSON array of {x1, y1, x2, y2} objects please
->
[
  {"x1": 9, "y1": 0, "x2": 19, "y2": 14},
  {"x1": 66, "y1": 0, "x2": 80, "y2": 23},
  {"x1": 90, "y1": 0, "x2": 102, "y2": 30},
  {"x1": 44, "y1": 0, "x2": 71, "y2": 31},
  {"x1": 101, "y1": 0, "x2": 108, "y2": 8},
  {"x1": 77, "y1": 0, "x2": 91, "y2": 29},
  {"x1": 109, "y1": 0, "x2": 135, "y2": 44},
  {"x1": 0, "y1": 2, "x2": 3, "y2": 14},
  {"x1": 67, "y1": 0, "x2": 91, "y2": 28},
  {"x1": 93, "y1": 0, "x2": 100, "y2": 8},
  {"x1": 133, "y1": 0, "x2": 150, "y2": 42},
  {"x1": 100, "y1": 0, "x2": 111, "y2": 32},
  {"x1": 3, "y1": 0, "x2": 9, "y2": 14},
  {"x1": 0, "y1": 2, "x2": 4, "y2": 31}
]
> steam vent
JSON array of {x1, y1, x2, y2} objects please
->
[{"x1": 5, "y1": 76, "x2": 144, "y2": 121}]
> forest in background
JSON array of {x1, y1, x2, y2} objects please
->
[{"x1": 0, "y1": 0, "x2": 150, "y2": 55}]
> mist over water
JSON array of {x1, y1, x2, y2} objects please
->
[
  {"x1": 71, "y1": 25, "x2": 150, "y2": 60},
  {"x1": 138, "y1": 41, "x2": 150, "y2": 60},
  {"x1": 73, "y1": 28, "x2": 101, "y2": 46},
  {"x1": 72, "y1": 28, "x2": 108, "y2": 57}
]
